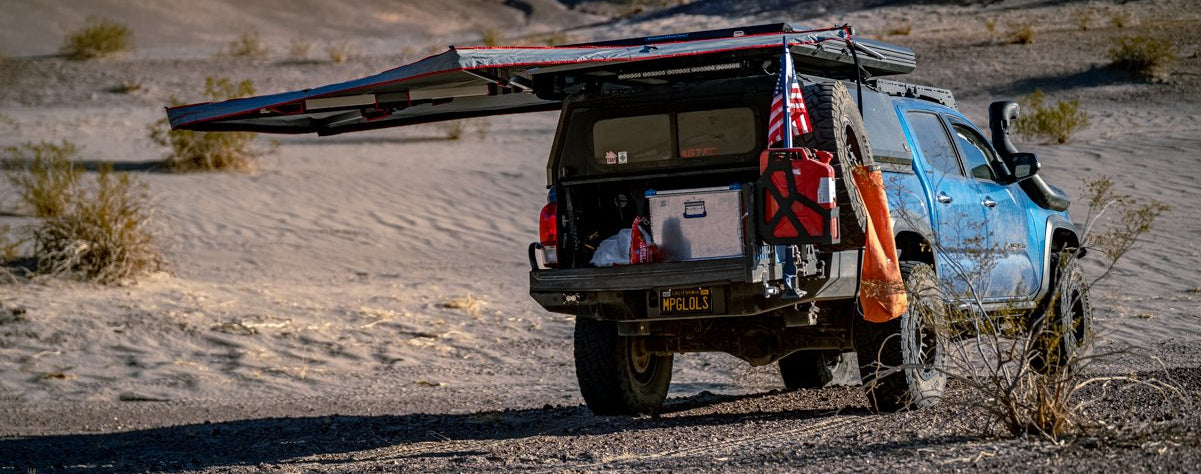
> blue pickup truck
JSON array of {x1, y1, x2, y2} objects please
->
[{"x1": 167, "y1": 24, "x2": 1092, "y2": 415}]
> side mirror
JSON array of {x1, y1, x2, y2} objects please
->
[{"x1": 1003, "y1": 152, "x2": 1040, "y2": 182}]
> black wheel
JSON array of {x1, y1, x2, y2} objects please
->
[
  {"x1": 799, "y1": 81, "x2": 874, "y2": 249},
  {"x1": 854, "y1": 262, "x2": 947, "y2": 412},
  {"x1": 574, "y1": 317, "x2": 673, "y2": 415},
  {"x1": 778, "y1": 350, "x2": 853, "y2": 389},
  {"x1": 1030, "y1": 253, "x2": 1093, "y2": 373}
]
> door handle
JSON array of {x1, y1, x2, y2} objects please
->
[
  {"x1": 936, "y1": 192, "x2": 952, "y2": 204},
  {"x1": 982, "y1": 197, "x2": 997, "y2": 208}
]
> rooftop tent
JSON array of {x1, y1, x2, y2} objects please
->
[{"x1": 166, "y1": 24, "x2": 916, "y2": 136}]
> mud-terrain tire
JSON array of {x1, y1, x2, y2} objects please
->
[
  {"x1": 778, "y1": 350, "x2": 852, "y2": 389},
  {"x1": 1029, "y1": 253, "x2": 1093, "y2": 373},
  {"x1": 854, "y1": 262, "x2": 947, "y2": 412},
  {"x1": 574, "y1": 317, "x2": 673, "y2": 415},
  {"x1": 799, "y1": 81, "x2": 874, "y2": 250}
]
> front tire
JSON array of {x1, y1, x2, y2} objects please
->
[
  {"x1": 1030, "y1": 253, "x2": 1093, "y2": 373},
  {"x1": 574, "y1": 317, "x2": 673, "y2": 415},
  {"x1": 854, "y1": 262, "x2": 948, "y2": 412}
]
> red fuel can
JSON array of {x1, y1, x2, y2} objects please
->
[{"x1": 758, "y1": 148, "x2": 839, "y2": 245}]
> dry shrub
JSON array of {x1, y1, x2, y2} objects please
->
[
  {"x1": 1109, "y1": 35, "x2": 1176, "y2": 80},
  {"x1": 2, "y1": 142, "x2": 162, "y2": 284},
  {"x1": 1110, "y1": 11, "x2": 1134, "y2": 29},
  {"x1": 481, "y1": 28, "x2": 503, "y2": 47},
  {"x1": 544, "y1": 31, "x2": 570, "y2": 46},
  {"x1": 60, "y1": 16, "x2": 132, "y2": 60},
  {"x1": 288, "y1": 37, "x2": 312, "y2": 60},
  {"x1": 930, "y1": 175, "x2": 1174, "y2": 439},
  {"x1": 1006, "y1": 22, "x2": 1034, "y2": 45},
  {"x1": 1074, "y1": 8, "x2": 1093, "y2": 31},
  {"x1": 887, "y1": 23, "x2": 912, "y2": 36},
  {"x1": 1015, "y1": 89, "x2": 1089, "y2": 144},
  {"x1": 150, "y1": 77, "x2": 267, "y2": 172},
  {"x1": 984, "y1": 18, "x2": 996, "y2": 33},
  {"x1": 326, "y1": 41, "x2": 355, "y2": 63},
  {"x1": 440, "y1": 294, "x2": 487, "y2": 316},
  {"x1": 225, "y1": 30, "x2": 268, "y2": 58},
  {"x1": 440, "y1": 120, "x2": 467, "y2": 140}
]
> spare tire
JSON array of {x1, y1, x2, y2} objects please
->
[{"x1": 799, "y1": 81, "x2": 873, "y2": 250}]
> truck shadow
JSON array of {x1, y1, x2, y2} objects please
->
[{"x1": 0, "y1": 390, "x2": 871, "y2": 472}]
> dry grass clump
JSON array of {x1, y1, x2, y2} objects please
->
[
  {"x1": 1108, "y1": 35, "x2": 1176, "y2": 81},
  {"x1": 288, "y1": 37, "x2": 312, "y2": 61},
  {"x1": 60, "y1": 16, "x2": 132, "y2": 60},
  {"x1": 2, "y1": 142, "x2": 162, "y2": 284},
  {"x1": 481, "y1": 29, "x2": 503, "y2": 47},
  {"x1": 1015, "y1": 89, "x2": 1089, "y2": 144},
  {"x1": 1110, "y1": 11, "x2": 1134, "y2": 29},
  {"x1": 439, "y1": 294, "x2": 487, "y2": 316},
  {"x1": 887, "y1": 23, "x2": 912, "y2": 37},
  {"x1": 224, "y1": 30, "x2": 268, "y2": 58},
  {"x1": 326, "y1": 40, "x2": 355, "y2": 63},
  {"x1": 150, "y1": 77, "x2": 267, "y2": 172},
  {"x1": 1006, "y1": 22, "x2": 1034, "y2": 45}
]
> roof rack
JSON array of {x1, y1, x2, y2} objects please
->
[{"x1": 871, "y1": 79, "x2": 957, "y2": 110}]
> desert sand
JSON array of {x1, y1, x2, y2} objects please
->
[{"x1": 2, "y1": 0, "x2": 1200, "y2": 471}]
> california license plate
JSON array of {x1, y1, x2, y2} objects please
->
[{"x1": 660, "y1": 287, "x2": 714, "y2": 316}]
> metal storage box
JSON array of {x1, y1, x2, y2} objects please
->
[{"x1": 648, "y1": 186, "x2": 744, "y2": 262}]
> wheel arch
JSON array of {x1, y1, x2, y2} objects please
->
[{"x1": 1036, "y1": 214, "x2": 1083, "y2": 300}]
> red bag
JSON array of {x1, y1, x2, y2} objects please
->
[{"x1": 630, "y1": 216, "x2": 658, "y2": 264}]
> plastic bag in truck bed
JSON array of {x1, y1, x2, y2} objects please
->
[{"x1": 590, "y1": 229, "x2": 632, "y2": 267}]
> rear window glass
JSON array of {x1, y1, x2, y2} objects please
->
[
  {"x1": 593, "y1": 114, "x2": 671, "y2": 165},
  {"x1": 590, "y1": 107, "x2": 755, "y2": 166},
  {"x1": 678, "y1": 108, "x2": 755, "y2": 158}
]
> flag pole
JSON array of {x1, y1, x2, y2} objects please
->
[{"x1": 780, "y1": 36, "x2": 792, "y2": 149}]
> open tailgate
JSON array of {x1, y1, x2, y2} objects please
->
[{"x1": 166, "y1": 25, "x2": 914, "y2": 136}]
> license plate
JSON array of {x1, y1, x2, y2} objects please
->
[{"x1": 660, "y1": 287, "x2": 714, "y2": 316}]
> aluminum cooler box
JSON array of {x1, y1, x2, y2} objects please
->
[{"x1": 647, "y1": 185, "x2": 744, "y2": 262}]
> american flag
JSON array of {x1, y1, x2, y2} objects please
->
[{"x1": 767, "y1": 39, "x2": 812, "y2": 148}]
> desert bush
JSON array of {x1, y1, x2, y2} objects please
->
[
  {"x1": 3, "y1": 142, "x2": 81, "y2": 218},
  {"x1": 440, "y1": 120, "x2": 467, "y2": 140},
  {"x1": 2, "y1": 141, "x2": 162, "y2": 284},
  {"x1": 1108, "y1": 35, "x2": 1175, "y2": 80},
  {"x1": 481, "y1": 29, "x2": 503, "y2": 47},
  {"x1": 60, "y1": 16, "x2": 132, "y2": 60},
  {"x1": 887, "y1": 23, "x2": 912, "y2": 36},
  {"x1": 1015, "y1": 89, "x2": 1089, "y2": 144},
  {"x1": 1110, "y1": 11, "x2": 1134, "y2": 29},
  {"x1": 544, "y1": 31, "x2": 570, "y2": 46},
  {"x1": 288, "y1": 37, "x2": 312, "y2": 60},
  {"x1": 326, "y1": 40, "x2": 355, "y2": 63},
  {"x1": 1006, "y1": 22, "x2": 1034, "y2": 45},
  {"x1": 225, "y1": 30, "x2": 268, "y2": 58},
  {"x1": 909, "y1": 175, "x2": 1173, "y2": 438},
  {"x1": 149, "y1": 77, "x2": 266, "y2": 172},
  {"x1": 1074, "y1": 8, "x2": 1093, "y2": 31},
  {"x1": 984, "y1": 18, "x2": 996, "y2": 33}
]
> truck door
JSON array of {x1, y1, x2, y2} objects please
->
[
  {"x1": 948, "y1": 120, "x2": 1039, "y2": 300},
  {"x1": 904, "y1": 110, "x2": 989, "y2": 299}
]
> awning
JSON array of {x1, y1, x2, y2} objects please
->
[{"x1": 166, "y1": 24, "x2": 915, "y2": 136}]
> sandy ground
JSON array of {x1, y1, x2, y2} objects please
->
[{"x1": 2, "y1": 0, "x2": 1201, "y2": 471}]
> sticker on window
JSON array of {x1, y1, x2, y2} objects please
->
[
  {"x1": 605, "y1": 151, "x2": 618, "y2": 165},
  {"x1": 617, "y1": 151, "x2": 628, "y2": 164}
]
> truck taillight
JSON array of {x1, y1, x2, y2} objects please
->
[{"x1": 539, "y1": 201, "x2": 558, "y2": 267}]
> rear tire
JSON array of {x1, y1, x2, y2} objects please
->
[
  {"x1": 799, "y1": 81, "x2": 874, "y2": 249},
  {"x1": 574, "y1": 317, "x2": 673, "y2": 415},
  {"x1": 778, "y1": 350, "x2": 852, "y2": 389},
  {"x1": 854, "y1": 262, "x2": 947, "y2": 412}
]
